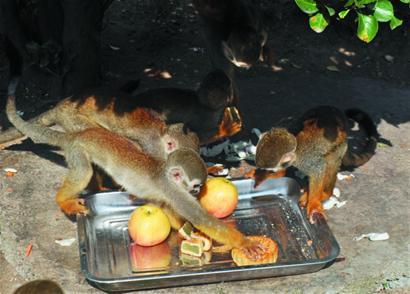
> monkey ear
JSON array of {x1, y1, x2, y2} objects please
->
[
  {"x1": 164, "y1": 135, "x2": 177, "y2": 153},
  {"x1": 279, "y1": 151, "x2": 296, "y2": 166},
  {"x1": 169, "y1": 167, "x2": 185, "y2": 183}
]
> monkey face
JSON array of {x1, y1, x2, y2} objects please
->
[
  {"x1": 187, "y1": 178, "x2": 203, "y2": 196},
  {"x1": 255, "y1": 128, "x2": 297, "y2": 170},
  {"x1": 168, "y1": 167, "x2": 204, "y2": 196},
  {"x1": 166, "y1": 148, "x2": 208, "y2": 194},
  {"x1": 222, "y1": 27, "x2": 267, "y2": 69},
  {"x1": 197, "y1": 69, "x2": 233, "y2": 109}
]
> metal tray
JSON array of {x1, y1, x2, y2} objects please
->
[{"x1": 77, "y1": 177, "x2": 340, "y2": 292}]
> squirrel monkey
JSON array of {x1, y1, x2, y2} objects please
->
[
  {"x1": 193, "y1": 0, "x2": 268, "y2": 70},
  {"x1": 6, "y1": 94, "x2": 252, "y2": 249},
  {"x1": 132, "y1": 69, "x2": 242, "y2": 144},
  {"x1": 255, "y1": 106, "x2": 378, "y2": 223},
  {"x1": 193, "y1": 0, "x2": 271, "y2": 105},
  {"x1": 0, "y1": 87, "x2": 199, "y2": 158},
  {"x1": 0, "y1": 70, "x2": 238, "y2": 149}
]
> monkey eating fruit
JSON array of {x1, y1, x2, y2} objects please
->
[
  {"x1": 255, "y1": 106, "x2": 378, "y2": 223},
  {"x1": 6, "y1": 94, "x2": 256, "y2": 250}
]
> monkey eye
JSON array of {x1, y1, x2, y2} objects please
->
[{"x1": 193, "y1": 183, "x2": 202, "y2": 189}]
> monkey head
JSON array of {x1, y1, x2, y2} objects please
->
[
  {"x1": 222, "y1": 27, "x2": 267, "y2": 69},
  {"x1": 165, "y1": 148, "x2": 207, "y2": 195},
  {"x1": 163, "y1": 124, "x2": 200, "y2": 154},
  {"x1": 255, "y1": 128, "x2": 297, "y2": 171},
  {"x1": 197, "y1": 69, "x2": 234, "y2": 108}
]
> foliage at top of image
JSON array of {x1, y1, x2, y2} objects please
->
[{"x1": 294, "y1": 0, "x2": 409, "y2": 42}]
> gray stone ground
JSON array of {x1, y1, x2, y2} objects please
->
[{"x1": 0, "y1": 73, "x2": 409, "y2": 294}]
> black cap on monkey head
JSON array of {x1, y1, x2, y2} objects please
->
[{"x1": 166, "y1": 148, "x2": 208, "y2": 184}]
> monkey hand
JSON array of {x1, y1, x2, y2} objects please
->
[
  {"x1": 201, "y1": 107, "x2": 243, "y2": 144},
  {"x1": 232, "y1": 236, "x2": 279, "y2": 266},
  {"x1": 240, "y1": 237, "x2": 266, "y2": 258},
  {"x1": 216, "y1": 107, "x2": 242, "y2": 138},
  {"x1": 245, "y1": 168, "x2": 286, "y2": 188},
  {"x1": 58, "y1": 198, "x2": 89, "y2": 215}
]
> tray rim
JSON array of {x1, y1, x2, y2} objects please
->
[{"x1": 77, "y1": 177, "x2": 340, "y2": 291}]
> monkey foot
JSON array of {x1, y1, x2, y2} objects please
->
[
  {"x1": 307, "y1": 202, "x2": 326, "y2": 224},
  {"x1": 59, "y1": 198, "x2": 88, "y2": 215}
]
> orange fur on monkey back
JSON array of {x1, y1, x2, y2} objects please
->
[
  {"x1": 126, "y1": 107, "x2": 166, "y2": 130},
  {"x1": 231, "y1": 236, "x2": 278, "y2": 266},
  {"x1": 76, "y1": 96, "x2": 166, "y2": 131}
]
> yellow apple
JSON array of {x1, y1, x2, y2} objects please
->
[
  {"x1": 198, "y1": 178, "x2": 238, "y2": 218},
  {"x1": 128, "y1": 205, "x2": 171, "y2": 246}
]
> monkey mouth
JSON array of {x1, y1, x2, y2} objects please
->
[{"x1": 190, "y1": 188, "x2": 200, "y2": 196}]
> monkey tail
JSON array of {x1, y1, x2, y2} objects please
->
[
  {"x1": 6, "y1": 78, "x2": 69, "y2": 148},
  {"x1": 342, "y1": 108, "x2": 379, "y2": 168},
  {"x1": 0, "y1": 107, "x2": 56, "y2": 145}
]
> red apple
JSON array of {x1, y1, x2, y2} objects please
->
[
  {"x1": 128, "y1": 205, "x2": 171, "y2": 246},
  {"x1": 198, "y1": 178, "x2": 238, "y2": 218}
]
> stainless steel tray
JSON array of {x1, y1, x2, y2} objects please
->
[{"x1": 77, "y1": 177, "x2": 340, "y2": 292}]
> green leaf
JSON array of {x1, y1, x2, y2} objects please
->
[
  {"x1": 356, "y1": 0, "x2": 377, "y2": 5},
  {"x1": 390, "y1": 16, "x2": 403, "y2": 30},
  {"x1": 338, "y1": 9, "x2": 351, "y2": 19},
  {"x1": 325, "y1": 5, "x2": 336, "y2": 16},
  {"x1": 357, "y1": 13, "x2": 379, "y2": 43},
  {"x1": 309, "y1": 13, "x2": 329, "y2": 33},
  {"x1": 374, "y1": 0, "x2": 394, "y2": 22},
  {"x1": 295, "y1": 0, "x2": 319, "y2": 14},
  {"x1": 399, "y1": 0, "x2": 409, "y2": 3},
  {"x1": 345, "y1": 0, "x2": 355, "y2": 7}
]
